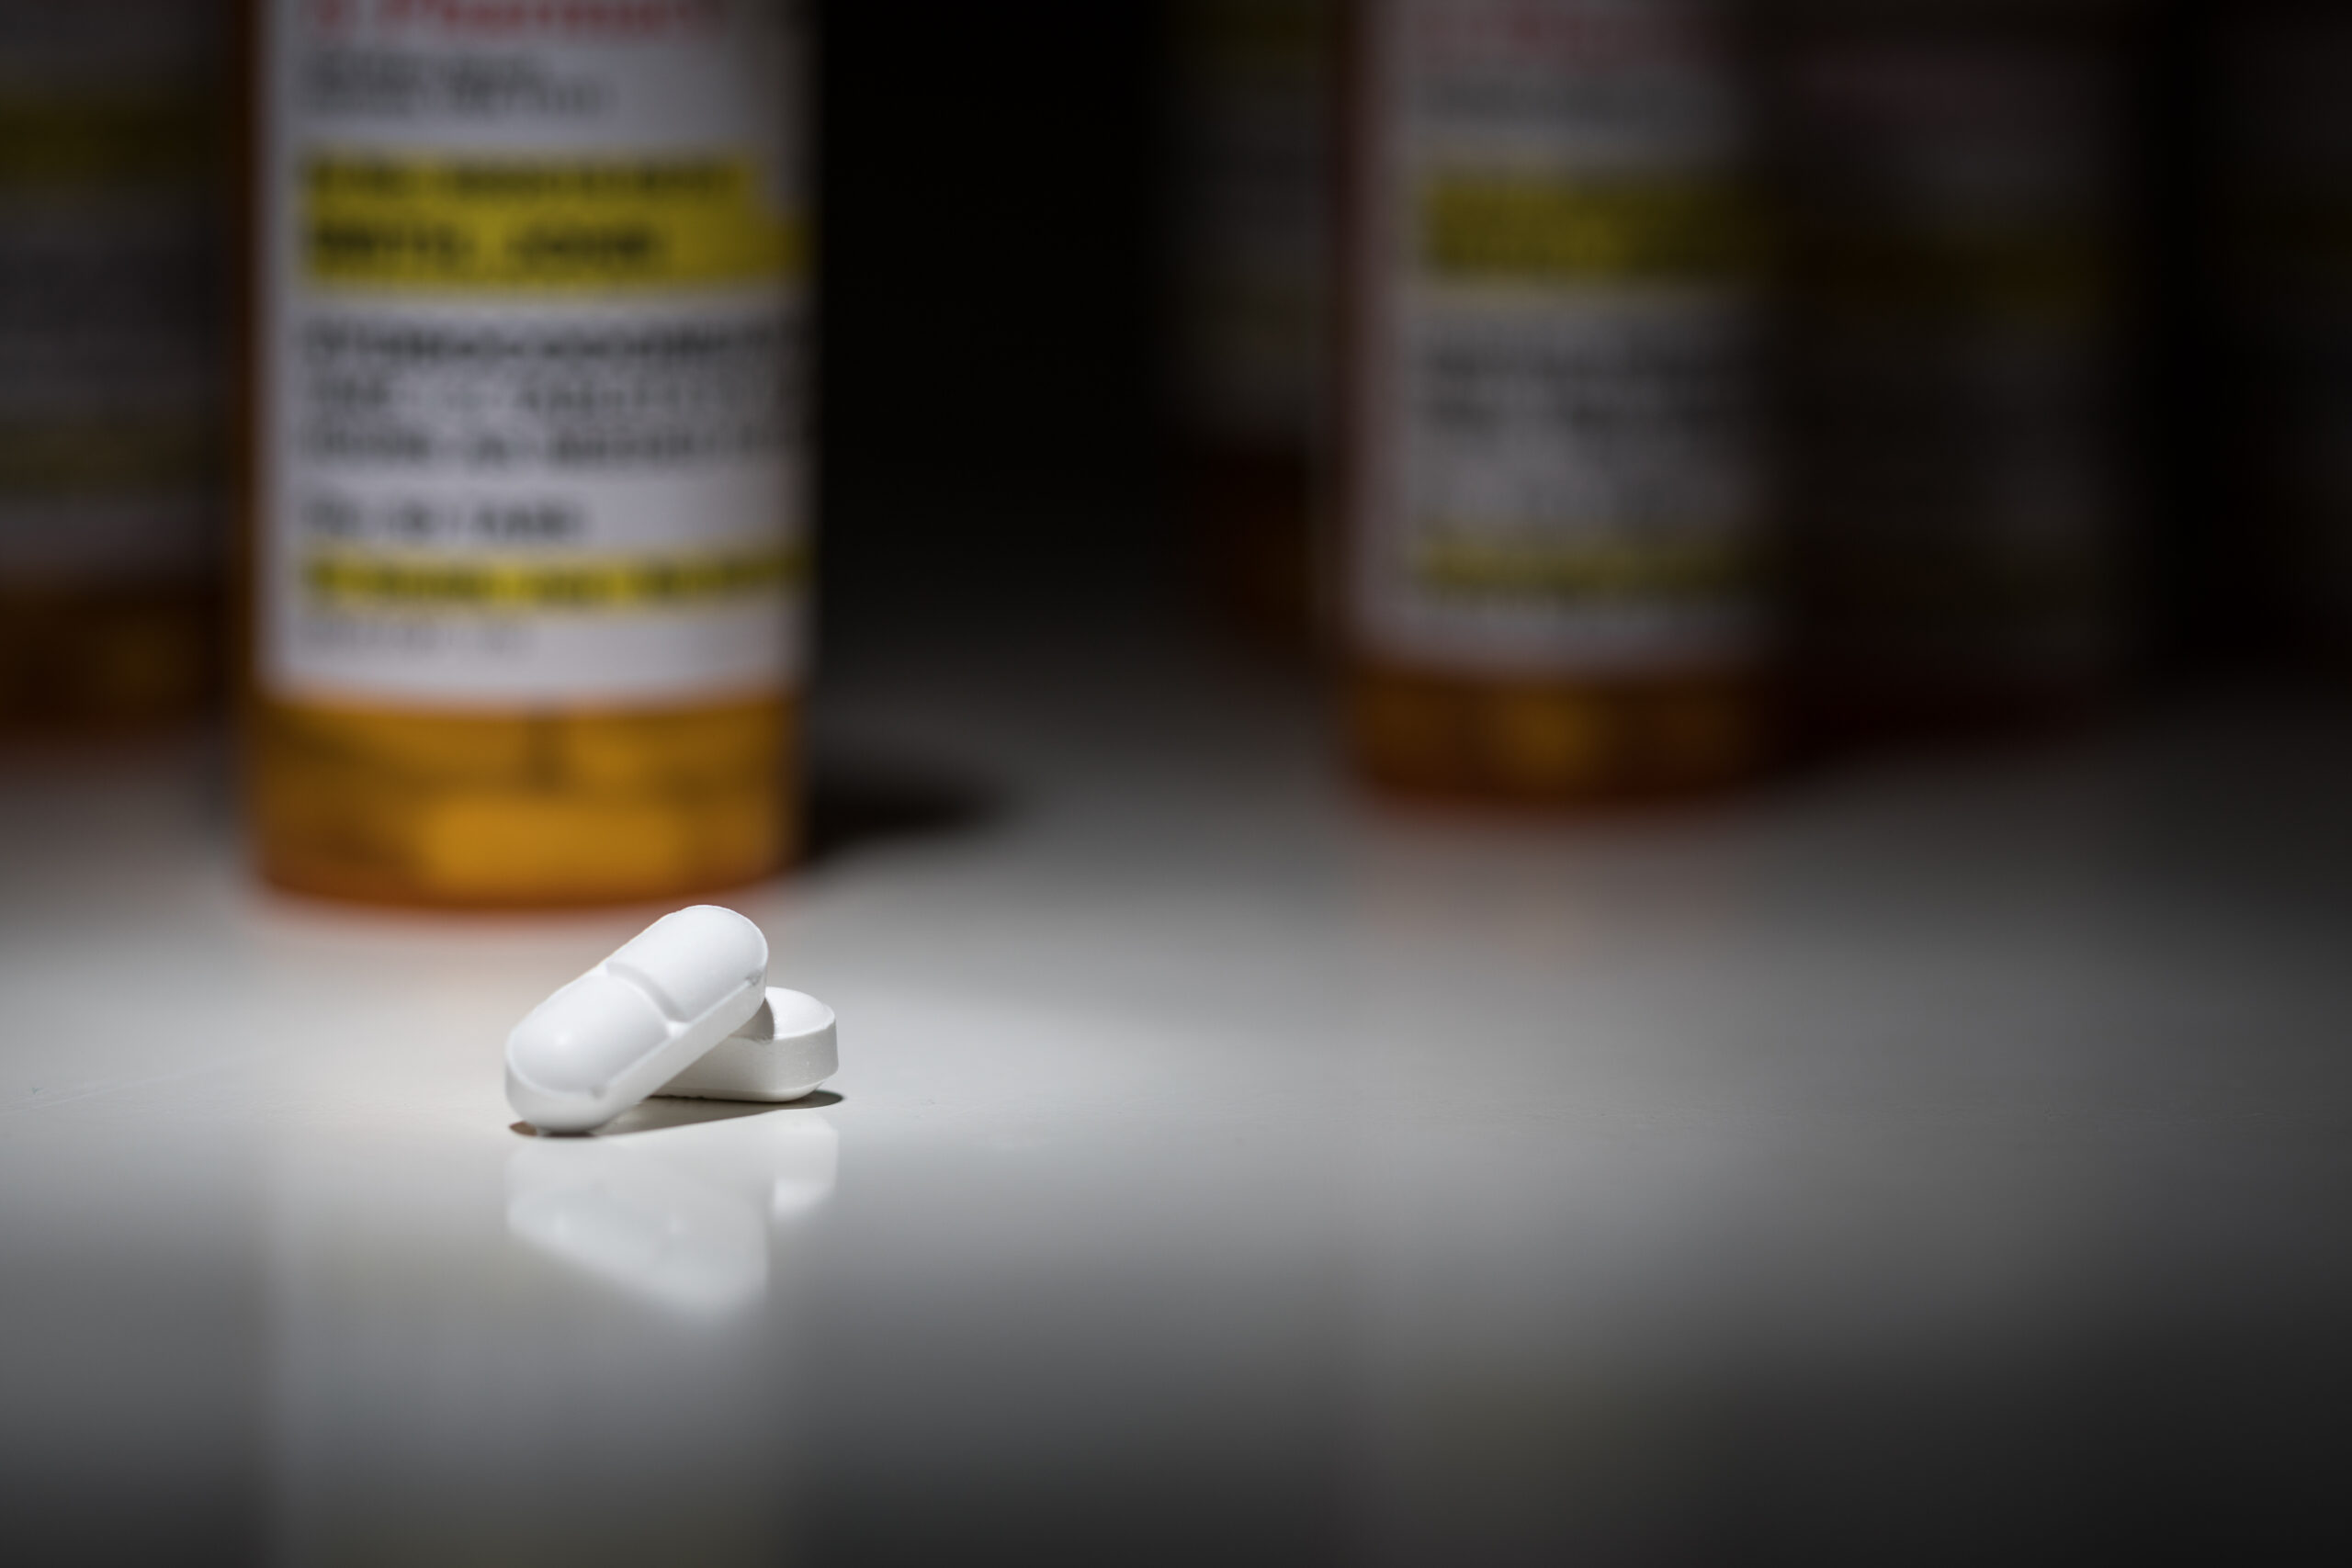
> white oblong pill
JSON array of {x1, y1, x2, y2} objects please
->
[
  {"x1": 505, "y1": 906, "x2": 769, "y2": 1134},
  {"x1": 656, "y1": 987, "x2": 837, "y2": 1104}
]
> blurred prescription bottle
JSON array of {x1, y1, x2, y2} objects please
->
[
  {"x1": 0, "y1": 1, "x2": 228, "y2": 731},
  {"x1": 1340, "y1": 0, "x2": 1773, "y2": 801},
  {"x1": 2221, "y1": 1, "x2": 2352, "y2": 673},
  {"x1": 244, "y1": 0, "x2": 810, "y2": 907},
  {"x1": 1171, "y1": 0, "x2": 1338, "y2": 649},
  {"x1": 1773, "y1": 0, "x2": 2135, "y2": 740}
]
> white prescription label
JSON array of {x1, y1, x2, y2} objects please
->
[
  {"x1": 1348, "y1": 0, "x2": 1767, "y2": 675},
  {"x1": 260, "y1": 0, "x2": 807, "y2": 707}
]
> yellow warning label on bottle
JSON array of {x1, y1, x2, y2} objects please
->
[
  {"x1": 1421, "y1": 174, "x2": 1763, "y2": 286},
  {"x1": 300, "y1": 546, "x2": 807, "y2": 613},
  {"x1": 302, "y1": 154, "x2": 803, "y2": 292}
]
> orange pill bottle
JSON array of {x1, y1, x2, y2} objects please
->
[
  {"x1": 1171, "y1": 0, "x2": 1339, "y2": 648},
  {"x1": 1340, "y1": 0, "x2": 1773, "y2": 803},
  {"x1": 0, "y1": 0, "x2": 228, "y2": 732},
  {"x1": 244, "y1": 0, "x2": 810, "y2": 907},
  {"x1": 1774, "y1": 0, "x2": 2134, "y2": 741}
]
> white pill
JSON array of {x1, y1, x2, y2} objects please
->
[
  {"x1": 505, "y1": 906, "x2": 769, "y2": 1134},
  {"x1": 658, "y1": 987, "x2": 837, "y2": 1104}
]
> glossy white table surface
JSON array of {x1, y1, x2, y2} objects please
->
[{"x1": 4, "y1": 648, "x2": 2348, "y2": 1566}]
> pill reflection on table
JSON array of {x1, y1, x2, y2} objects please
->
[{"x1": 506, "y1": 1109, "x2": 840, "y2": 1317}]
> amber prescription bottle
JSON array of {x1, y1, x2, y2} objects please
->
[
  {"x1": 1171, "y1": 0, "x2": 1340, "y2": 647},
  {"x1": 244, "y1": 0, "x2": 810, "y2": 906},
  {"x1": 1340, "y1": 0, "x2": 1772, "y2": 801},
  {"x1": 0, "y1": 0, "x2": 228, "y2": 731},
  {"x1": 1775, "y1": 0, "x2": 2133, "y2": 740}
]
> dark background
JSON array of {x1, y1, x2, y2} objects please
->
[
  {"x1": 812, "y1": 0, "x2": 2329, "y2": 685},
  {"x1": 817, "y1": 3, "x2": 1176, "y2": 663}
]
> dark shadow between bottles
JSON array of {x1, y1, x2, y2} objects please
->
[{"x1": 802, "y1": 749, "x2": 1003, "y2": 868}]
